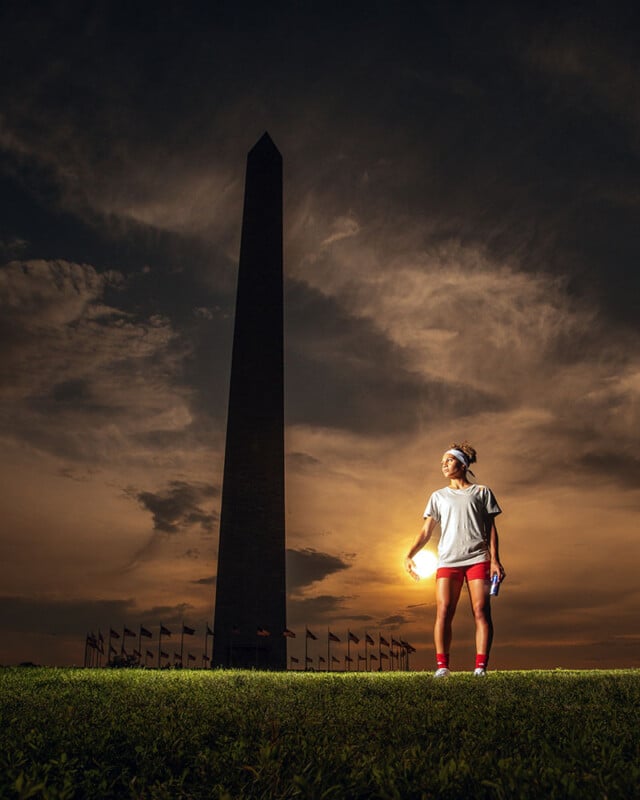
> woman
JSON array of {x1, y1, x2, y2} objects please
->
[{"x1": 405, "y1": 442, "x2": 505, "y2": 676}]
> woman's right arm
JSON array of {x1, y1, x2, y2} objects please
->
[{"x1": 405, "y1": 516, "x2": 437, "y2": 580}]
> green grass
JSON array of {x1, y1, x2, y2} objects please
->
[{"x1": 1, "y1": 668, "x2": 639, "y2": 799}]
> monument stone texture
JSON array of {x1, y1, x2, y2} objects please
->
[{"x1": 212, "y1": 133, "x2": 287, "y2": 669}]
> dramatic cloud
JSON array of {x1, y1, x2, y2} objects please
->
[
  {"x1": 134, "y1": 480, "x2": 218, "y2": 534},
  {"x1": 0, "y1": 596, "x2": 138, "y2": 636},
  {"x1": 286, "y1": 547, "x2": 351, "y2": 592},
  {"x1": 287, "y1": 595, "x2": 355, "y2": 626},
  {"x1": 0, "y1": 259, "x2": 196, "y2": 465}
]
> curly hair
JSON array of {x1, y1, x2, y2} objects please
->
[{"x1": 449, "y1": 441, "x2": 477, "y2": 466}]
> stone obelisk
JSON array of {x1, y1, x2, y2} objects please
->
[{"x1": 212, "y1": 133, "x2": 287, "y2": 669}]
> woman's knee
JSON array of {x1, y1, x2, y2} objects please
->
[
  {"x1": 436, "y1": 601, "x2": 456, "y2": 621},
  {"x1": 472, "y1": 599, "x2": 490, "y2": 621}
]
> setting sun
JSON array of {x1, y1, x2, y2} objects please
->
[{"x1": 412, "y1": 550, "x2": 438, "y2": 579}]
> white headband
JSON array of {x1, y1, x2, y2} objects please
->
[{"x1": 446, "y1": 448, "x2": 469, "y2": 468}]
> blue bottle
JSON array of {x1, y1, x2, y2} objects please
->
[{"x1": 490, "y1": 573, "x2": 500, "y2": 597}]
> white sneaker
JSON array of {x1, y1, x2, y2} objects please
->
[
  {"x1": 434, "y1": 667, "x2": 451, "y2": 678},
  {"x1": 474, "y1": 668, "x2": 487, "y2": 677}
]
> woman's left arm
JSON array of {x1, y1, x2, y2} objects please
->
[{"x1": 489, "y1": 519, "x2": 506, "y2": 581}]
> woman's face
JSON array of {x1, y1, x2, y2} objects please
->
[{"x1": 441, "y1": 453, "x2": 466, "y2": 480}]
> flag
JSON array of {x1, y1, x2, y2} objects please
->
[
  {"x1": 86, "y1": 633, "x2": 97, "y2": 649},
  {"x1": 187, "y1": 653, "x2": 196, "y2": 662},
  {"x1": 348, "y1": 631, "x2": 360, "y2": 644},
  {"x1": 160, "y1": 625, "x2": 172, "y2": 636},
  {"x1": 182, "y1": 625, "x2": 195, "y2": 636},
  {"x1": 358, "y1": 654, "x2": 366, "y2": 662},
  {"x1": 370, "y1": 654, "x2": 378, "y2": 662},
  {"x1": 318, "y1": 656, "x2": 326, "y2": 663},
  {"x1": 109, "y1": 644, "x2": 118, "y2": 655},
  {"x1": 203, "y1": 654, "x2": 210, "y2": 662},
  {"x1": 140, "y1": 626, "x2": 152, "y2": 638},
  {"x1": 328, "y1": 631, "x2": 340, "y2": 643},
  {"x1": 290, "y1": 656, "x2": 299, "y2": 664},
  {"x1": 123, "y1": 627, "x2": 136, "y2": 637},
  {"x1": 345, "y1": 655, "x2": 353, "y2": 663},
  {"x1": 380, "y1": 652, "x2": 389, "y2": 660},
  {"x1": 379, "y1": 635, "x2": 390, "y2": 647},
  {"x1": 283, "y1": 628, "x2": 296, "y2": 638},
  {"x1": 160, "y1": 650, "x2": 169, "y2": 659},
  {"x1": 331, "y1": 655, "x2": 340, "y2": 664},
  {"x1": 146, "y1": 650, "x2": 154, "y2": 659},
  {"x1": 206, "y1": 624, "x2": 214, "y2": 636},
  {"x1": 305, "y1": 627, "x2": 317, "y2": 640},
  {"x1": 110, "y1": 628, "x2": 120, "y2": 639},
  {"x1": 391, "y1": 638, "x2": 401, "y2": 648},
  {"x1": 257, "y1": 627, "x2": 271, "y2": 637},
  {"x1": 305, "y1": 656, "x2": 313, "y2": 663},
  {"x1": 133, "y1": 649, "x2": 141, "y2": 658},
  {"x1": 174, "y1": 652, "x2": 182, "y2": 660},
  {"x1": 365, "y1": 633, "x2": 374, "y2": 645}
]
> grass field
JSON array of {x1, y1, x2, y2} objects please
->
[{"x1": 1, "y1": 668, "x2": 638, "y2": 799}]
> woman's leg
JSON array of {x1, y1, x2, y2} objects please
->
[
  {"x1": 467, "y1": 578, "x2": 493, "y2": 662},
  {"x1": 434, "y1": 576, "x2": 464, "y2": 656}
]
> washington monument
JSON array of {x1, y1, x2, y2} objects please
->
[{"x1": 212, "y1": 133, "x2": 287, "y2": 669}]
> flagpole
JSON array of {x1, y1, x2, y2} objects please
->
[
  {"x1": 180, "y1": 625, "x2": 185, "y2": 667},
  {"x1": 158, "y1": 625, "x2": 162, "y2": 669}
]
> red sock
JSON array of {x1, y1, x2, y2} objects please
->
[
  {"x1": 475, "y1": 654, "x2": 487, "y2": 670},
  {"x1": 436, "y1": 653, "x2": 449, "y2": 669}
]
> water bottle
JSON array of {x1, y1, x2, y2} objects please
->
[{"x1": 490, "y1": 573, "x2": 500, "y2": 597}]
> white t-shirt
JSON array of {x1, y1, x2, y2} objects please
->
[{"x1": 424, "y1": 484, "x2": 502, "y2": 568}]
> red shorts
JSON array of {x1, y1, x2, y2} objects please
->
[{"x1": 436, "y1": 561, "x2": 490, "y2": 583}]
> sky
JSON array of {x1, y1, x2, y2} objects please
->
[{"x1": 1, "y1": 1, "x2": 639, "y2": 670}]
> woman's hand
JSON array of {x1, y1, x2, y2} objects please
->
[
  {"x1": 491, "y1": 558, "x2": 505, "y2": 582},
  {"x1": 405, "y1": 555, "x2": 420, "y2": 581}
]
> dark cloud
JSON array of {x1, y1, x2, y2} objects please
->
[
  {"x1": 0, "y1": 596, "x2": 207, "y2": 640},
  {"x1": 286, "y1": 451, "x2": 321, "y2": 469},
  {"x1": 379, "y1": 615, "x2": 410, "y2": 628},
  {"x1": 576, "y1": 449, "x2": 640, "y2": 488},
  {"x1": 0, "y1": 596, "x2": 136, "y2": 636},
  {"x1": 58, "y1": 466, "x2": 99, "y2": 482},
  {"x1": 285, "y1": 279, "x2": 503, "y2": 434},
  {"x1": 286, "y1": 547, "x2": 351, "y2": 592},
  {"x1": 192, "y1": 575, "x2": 216, "y2": 586},
  {"x1": 135, "y1": 480, "x2": 218, "y2": 534},
  {"x1": 287, "y1": 594, "x2": 352, "y2": 625},
  {"x1": 28, "y1": 378, "x2": 122, "y2": 417}
]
